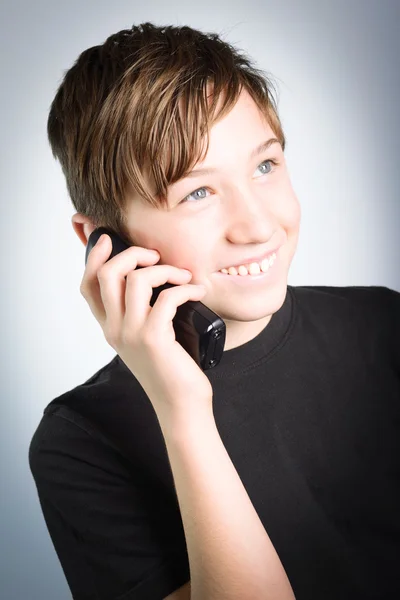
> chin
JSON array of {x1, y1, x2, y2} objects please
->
[{"x1": 213, "y1": 274, "x2": 288, "y2": 322}]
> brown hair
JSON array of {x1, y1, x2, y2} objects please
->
[{"x1": 47, "y1": 22, "x2": 286, "y2": 245}]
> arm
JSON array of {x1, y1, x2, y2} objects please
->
[{"x1": 158, "y1": 407, "x2": 295, "y2": 600}]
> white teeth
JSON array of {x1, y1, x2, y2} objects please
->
[
  {"x1": 227, "y1": 266, "x2": 238, "y2": 276},
  {"x1": 220, "y1": 252, "x2": 276, "y2": 275}
]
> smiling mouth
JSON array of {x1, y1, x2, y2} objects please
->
[{"x1": 217, "y1": 250, "x2": 278, "y2": 276}]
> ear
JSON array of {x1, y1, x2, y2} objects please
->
[{"x1": 71, "y1": 213, "x2": 96, "y2": 247}]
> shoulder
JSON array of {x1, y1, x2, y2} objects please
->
[
  {"x1": 291, "y1": 283, "x2": 399, "y2": 305},
  {"x1": 30, "y1": 353, "x2": 169, "y2": 475},
  {"x1": 290, "y1": 284, "x2": 399, "y2": 365},
  {"x1": 28, "y1": 405, "x2": 132, "y2": 492},
  {"x1": 290, "y1": 284, "x2": 399, "y2": 322}
]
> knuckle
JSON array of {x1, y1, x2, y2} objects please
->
[
  {"x1": 121, "y1": 328, "x2": 139, "y2": 348},
  {"x1": 141, "y1": 329, "x2": 157, "y2": 349},
  {"x1": 126, "y1": 269, "x2": 138, "y2": 280},
  {"x1": 158, "y1": 287, "x2": 172, "y2": 300},
  {"x1": 139, "y1": 321, "x2": 157, "y2": 342}
]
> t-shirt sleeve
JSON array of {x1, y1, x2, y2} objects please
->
[{"x1": 28, "y1": 409, "x2": 190, "y2": 600}]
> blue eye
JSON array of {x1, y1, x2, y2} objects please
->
[
  {"x1": 180, "y1": 159, "x2": 278, "y2": 204},
  {"x1": 182, "y1": 187, "x2": 210, "y2": 204},
  {"x1": 256, "y1": 159, "x2": 276, "y2": 176}
]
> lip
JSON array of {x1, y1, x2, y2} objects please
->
[{"x1": 218, "y1": 244, "x2": 282, "y2": 271}]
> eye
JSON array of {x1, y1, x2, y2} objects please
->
[
  {"x1": 180, "y1": 159, "x2": 279, "y2": 204},
  {"x1": 181, "y1": 187, "x2": 211, "y2": 204},
  {"x1": 254, "y1": 159, "x2": 278, "y2": 177}
]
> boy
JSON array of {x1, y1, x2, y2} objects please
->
[{"x1": 29, "y1": 22, "x2": 400, "y2": 600}]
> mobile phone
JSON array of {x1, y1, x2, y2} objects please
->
[{"x1": 85, "y1": 227, "x2": 226, "y2": 371}]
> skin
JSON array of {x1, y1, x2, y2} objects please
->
[{"x1": 72, "y1": 88, "x2": 301, "y2": 351}]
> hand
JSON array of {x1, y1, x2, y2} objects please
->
[{"x1": 80, "y1": 234, "x2": 214, "y2": 424}]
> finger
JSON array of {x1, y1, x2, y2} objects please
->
[
  {"x1": 98, "y1": 252, "x2": 169, "y2": 343},
  {"x1": 80, "y1": 234, "x2": 111, "y2": 296},
  {"x1": 80, "y1": 234, "x2": 114, "y2": 324},
  {"x1": 137, "y1": 283, "x2": 207, "y2": 344},
  {"x1": 81, "y1": 234, "x2": 159, "y2": 328},
  {"x1": 123, "y1": 265, "x2": 195, "y2": 333}
]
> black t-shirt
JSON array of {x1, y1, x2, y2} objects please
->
[{"x1": 29, "y1": 284, "x2": 400, "y2": 600}]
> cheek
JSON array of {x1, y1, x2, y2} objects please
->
[
  {"x1": 277, "y1": 187, "x2": 301, "y2": 231},
  {"x1": 128, "y1": 218, "x2": 205, "y2": 271},
  {"x1": 159, "y1": 237, "x2": 201, "y2": 270}
]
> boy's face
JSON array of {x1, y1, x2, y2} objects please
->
[
  {"x1": 125, "y1": 88, "x2": 301, "y2": 350},
  {"x1": 75, "y1": 88, "x2": 301, "y2": 351}
]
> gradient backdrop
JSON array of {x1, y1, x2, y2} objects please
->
[{"x1": 1, "y1": 1, "x2": 399, "y2": 598}]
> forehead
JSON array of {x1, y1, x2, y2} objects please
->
[
  {"x1": 195, "y1": 89, "x2": 275, "y2": 164},
  {"x1": 208, "y1": 86, "x2": 270, "y2": 132}
]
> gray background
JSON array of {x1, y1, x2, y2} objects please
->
[{"x1": 1, "y1": 0, "x2": 399, "y2": 598}]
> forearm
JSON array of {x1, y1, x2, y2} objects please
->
[{"x1": 158, "y1": 406, "x2": 295, "y2": 600}]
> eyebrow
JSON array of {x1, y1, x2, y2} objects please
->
[{"x1": 183, "y1": 137, "x2": 281, "y2": 179}]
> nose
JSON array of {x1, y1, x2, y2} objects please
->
[{"x1": 223, "y1": 189, "x2": 277, "y2": 243}]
